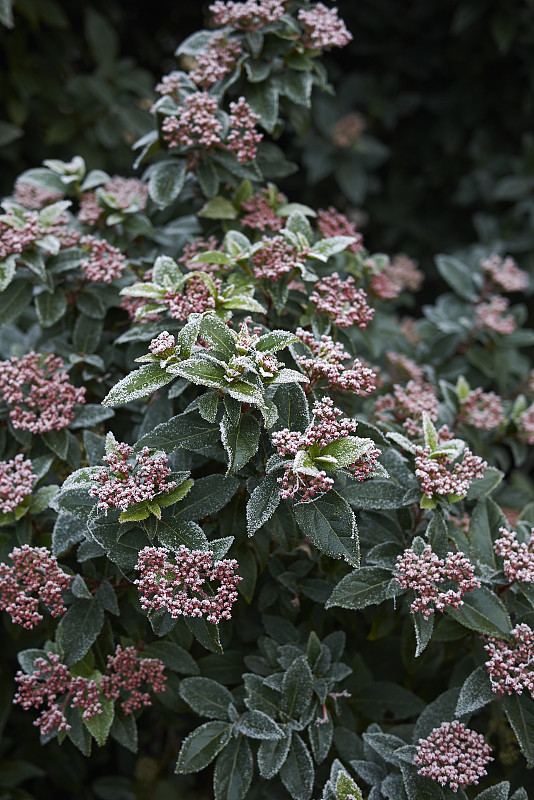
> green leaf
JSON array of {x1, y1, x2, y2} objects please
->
[
  {"x1": 201, "y1": 315, "x2": 237, "y2": 358},
  {"x1": 73, "y1": 314, "x2": 102, "y2": 354},
  {"x1": 0, "y1": 254, "x2": 16, "y2": 291},
  {"x1": 319, "y1": 436, "x2": 376, "y2": 469},
  {"x1": 174, "y1": 474, "x2": 240, "y2": 522},
  {"x1": 294, "y1": 491, "x2": 360, "y2": 567},
  {"x1": 0, "y1": 279, "x2": 33, "y2": 324},
  {"x1": 169, "y1": 355, "x2": 228, "y2": 390},
  {"x1": 353, "y1": 681, "x2": 425, "y2": 721},
  {"x1": 156, "y1": 517, "x2": 209, "y2": 551},
  {"x1": 336, "y1": 772, "x2": 363, "y2": 800},
  {"x1": 175, "y1": 721, "x2": 233, "y2": 774},
  {"x1": 186, "y1": 616, "x2": 224, "y2": 654},
  {"x1": 180, "y1": 677, "x2": 233, "y2": 719},
  {"x1": 42, "y1": 428, "x2": 69, "y2": 460},
  {"x1": 309, "y1": 713, "x2": 333, "y2": 763},
  {"x1": 257, "y1": 728, "x2": 292, "y2": 778},
  {"x1": 326, "y1": 566, "x2": 398, "y2": 610},
  {"x1": 214, "y1": 735, "x2": 253, "y2": 800},
  {"x1": 455, "y1": 667, "x2": 495, "y2": 715},
  {"x1": 57, "y1": 599, "x2": 104, "y2": 665},
  {"x1": 70, "y1": 404, "x2": 114, "y2": 430},
  {"x1": 309, "y1": 236, "x2": 356, "y2": 261},
  {"x1": 29, "y1": 485, "x2": 59, "y2": 514},
  {"x1": 465, "y1": 466, "x2": 504, "y2": 500},
  {"x1": 84, "y1": 695, "x2": 114, "y2": 746},
  {"x1": 148, "y1": 159, "x2": 187, "y2": 207},
  {"x1": 220, "y1": 413, "x2": 260, "y2": 474},
  {"x1": 137, "y1": 410, "x2": 221, "y2": 454},
  {"x1": 503, "y1": 694, "x2": 534, "y2": 767},
  {"x1": 434, "y1": 254, "x2": 478, "y2": 302},
  {"x1": 279, "y1": 733, "x2": 314, "y2": 800},
  {"x1": 110, "y1": 710, "x2": 138, "y2": 753},
  {"x1": 413, "y1": 611, "x2": 434, "y2": 658},
  {"x1": 198, "y1": 391, "x2": 220, "y2": 423},
  {"x1": 144, "y1": 641, "x2": 199, "y2": 675},
  {"x1": 246, "y1": 82, "x2": 279, "y2": 133},
  {"x1": 272, "y1": 383, "x2": 309, "y2": 432},
  {"x1": 235, "y1": 710, "x2": 283, "y2": 740},
  {"x1": 256, "y1": 330, "x2": 298, "y2": 354},
  {"x1": 199, "y1": 197, "x2": 239, "y2": 219},
  {"x1": 35, "y1": 288, "x2": 67, "y2": 327},
  {"x1": 102, "y1": 364, "x2": 175, "y2": 406},
  {"x1": 446, "y1": 585, "x2": 512, "y2": 638},
  {"x1": 475, "y1": 783, "x2": 510, "y2": 800},
  {"x1": 281, "y1": 656, "x2": 313, "y2": 719}
]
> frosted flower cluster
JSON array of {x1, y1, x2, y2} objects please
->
[
  {"x1": 89, "y1": 443, "x2": 177, "y2": 512},
  {"x1": 458, "y1": 387, "x2": 505, "y2": 430},
  {"x1": 494, "y1": 526, "x2": 534, "y2": 583},
  {"x1": 226, "y1": 97, "x2": 263, "y2": 163},
  {"x1": 386, "y1": 352, "x2": 424, "y2": 383},
  {"x1": 295, "y1": 328, "x2": 377, "y2": 395},
  {"x1": 298, "y1": 3, "x2": 352, "y2": 49},
  {"x1": 78, "y1": 176, "x2": 148, "y2": 224},
  {"x1": 374, "y1": 380, "x2": 438, "y2": 437},
  {"x1": 484, "y1": 623, "x2": 534, "y2": 697},
  {"x1": 0, "y1": 211, "x2": 42, "y2": 259},
  {"x1": 190, "y1": 35, "x2": 242, "y2": 88},
  {"x1": 13, "y1": 181, "x2": 61, "y2": 210},
  {"x1": 517, "y1": 403, "x2": 534, "y2": 445},
  {"x1": 134, "y1": 545, "x2": 241, "y2": 623},
  {"x1": 414, "y1": 720, "x2": 492, "y2": 791},
  {"x1": 310, "y1": 273, "x2": 374, "y2": 328},
  {"x1": 209, "y1": 0, "x2": 286, "y2": 30},
  {"x1": 0, "y1": 545, "x2": 72, "y2": 629},
  {"x1": 180, "y1": 236, "x2": 222, "y2": 272},
  {"x1": 0, "y1": 455, "x2": 34, "y2": 513},
  {"x1": 481, "y1": 253, "x2": 528, "y2": 293},
  {"x1": 241, "y1": 190, "x2": 284, "y2": 232},
  {"x1": 0, "y1": 352, "x2": 86, "y2": 433},
  {"x1": 316, "y1": 207, "x2": 363, "y2": 253},
  {"x1": 149, "y1": 331, "x2": 176, "y2": 357},
  {"x1": 252, "y1": 236, "x2": 307, "y2": 280},
  {"x1": 475, "y1": 295, "x2": 516, "y2": 335},
  {"x1": 163, "y1": 274, "x2": 220, "y2": 319},
  {"x1": 79, "y1": 234, "x2": 128, "y2": 282},
  {"x1": 100, "y1": 645, "x2": 167, "y2": 715},
  {"x1": 155, "y1": 71, "x2": 181, "y2": 98},
  {"x1": 395, "y1": 544, "x2": 479, "y2": 618},
  {"x1": 384, "y1": 253, "x2": 423, "y2": 292},
  {"x1": 415, "y1": 445, "x2": 486, "y2": 500}
]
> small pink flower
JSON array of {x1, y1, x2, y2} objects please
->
[
  {"x1": 316, "y1": 207, "x2": 363, "y2": 253},
  {"x1": 155, "y1": 71, "x2": 182, "y2": 98},
  {"x1": 374, "y1": 380, "x2": 438, "y2": 437},
  {"x1": 331, "y1": 114, "x2": 366, "y2": 148},
  {"x1": 0, "y1": 211, "x2": 42, "y2": 259},
  {"x1": 13, "y1": 182, "x2": 61, "y2": 210},
  {"x1": 227, "y1": 97, "x2": 263, "y2": 163},
  {"x1": 252, "y1": 236, "x2": 307, "y2": 281},
  {"x1": 149, "y1": 331, "x2": 176, "y2": 357},
  {"x1": 241, "y1": 190, "x2": 284, "y2": 232},
  {"x1": 180, "y1": 236, "x2": 223, "y2": 272},
  {"x1": 295, "y1": 328, "x2": 377, "y2": 395},
  {"x1": 414, "y1": 445, "x2": 486, "y2": 500},
  {"x1": 495, "y1": 526, "x2": 534, "y2": 584},
  {"x1": 162, "y1": 92, "x2": 223, "y2": 150},
  {"x1": 475, "y1": 295, "x2": 516, "y2": 335},
  {"x1": 163, "y1": 273, "x2": 220, "y2": 319},
  {"x1": 80, "y1": 234, "x2": 127, "y2": 282},
  {"x1": 298, "y1": 3, "x2": 352, "y2": 50},
  {"x1": 481, "y1": 253, "x2": 528, "y2": 293},
  {"x1": 190, "y1": 35, "x2": 242, "y2": 88},
  {"x1": 414, "y1": 720, "x2": 492, "y2": 791},
  {"x1": 458, "y1": 388, "x2": 505, "y2": 430},
  {"x1": 484, "y1": 623, "x2": 534, "y2": 697},
  {"x1": 0, "y1": 455, "x2": 34, "y2": 514},
  {"x1": 100, "y1": 645, "x2": 166, "y2": 715},
  {"x1": 210, "y1": 0, "x2": 285, "y2": 30},
  {"x1": 310, "y1": 273, "x2": 374, "y2": 328},
  {"x1": 517, "y1": 403, "x2": 534, "y2": 445}
]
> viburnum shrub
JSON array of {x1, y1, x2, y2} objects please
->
[{"x1": 0, "y1": 2, "x2": 533, "y2": 799}]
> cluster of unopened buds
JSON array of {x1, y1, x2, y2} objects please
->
[
  {"x1": 0, "y1": 210, "x2": 42, "y2": 259},
  {"x1": 0, "y1": 455, "x2": 34, "y2": 514},
  {"x1": 0, "y1": 545, "x2": 71, "y2": 629},
  {"x1": 494, "y1": 526, "x2": 534, "y2": 583},
  {"x1": 481, "y1": 253, "x2": 528, "y2": 293},
  {"x1": 180, "y1": 236, "x2": 222, "y2": 272},
  {"x1": 78, "y1": 176, "x2": 148, "y2": 225},
  {"x1": 458, "y1": 387, "x2": 505, "y2": 430},
  {"x1": 89, "y1": 443, "x2": 177, "y2": 512},
  {"x1": 371, "y1": 253, "x2": 423, "y2": 298},
  {"x1": 484, "y1": 623, "x2": 534, "y2": 697},
  {"x1": 297, "y1": 3, "x2": 352, "y2": 49},
  {"x1": 517, "y1": 402, "x2": 534, "y2": 445},
  {"x1": 374, "y1": 380, "x2": 438, "y2": 437},
  {"x1": 209, "y1": 0, "x2": 285, "y2": 30},
  {"x1": 189, "y1": 35, "x2": 242, "y2": 88},
  {"x1": 13, "y1": 181, "x2": 61, "y2": 210},
  {"x1": 332, "y1": 113, "x2": 366, "y2": 147},
  {"x1": 149, "y1": 331, "x2": 176, "y2": 357},
  {"x1": 395, "y1": 543, "x2": 480, "y2": 618},
  {"x1": 310, "y1": 273, "x2": 374, "y2": 328},
  {"x1": 414, "y1": 720, "x2": 493, "y2": 791},
  {"x1": 241, "y1": 190, "x2": 284, "y2": 232},
  {"x1": 0, "y1": 352, "x2": 85, "y2": 433},
  {"x1": 79, "y1": 234, "x2": 127, "y2": 283},
  {"x1": 163, "y1": 274, "x2": 220, "y2": 319},
  {"x1": 475, "y1": 295, "x2": 516, "y2": 335},
  {"x1": 386, "y1": 351, "x2": 424, "y2": 383},
  {"x1": 13, "y1": 646, "x2": 166, "y2": 734},
  {"x1": 251, "y1": 235, "x2": 307, "y2": 281},
  {"x1": 316, "y1": 207, "x2": 363, "y2": 253},
  {"x1": 134, "y1": 545, "x2": 241, "y2": 623},
  {"x1": 295, "y1": 328, "x2": 377, "y2": 395},
  {"x1": 415, "y1": 444, "x2": 487, "y2": 500}
]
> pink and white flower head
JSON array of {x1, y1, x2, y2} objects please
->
[
  {"x1": 374, "y1": 380, "x2": 438, "y2": 437},
  {"x1": 155, "y1": 71, "x2": 182, "y2": 98},
  {"x1": 149, "y1": 331, "x2": 176, "y2": 357},
  {"x1": 78, "y1": 177, "x2": 148, "y2": 224},
  {"x1": 298, "y1": 4, "x2": 352, "y2": 50},
  {"x1": 0, "y1": 352, "x2": 85, "y2": 433},
  {"x1": 13, "y1": 181, "x2": 61, "y2": 210},
  {"x1": 0, "y1": 545, "x2": 72, "y2": 629},
  {"x1": 100, "y1": 645, "x2": 166, "y2": 715},
  {"x1": 227, "y1": 97, "x2": 263, "y2": 163},
  {"x1": 495, "y1": 526, "x2": 534, "y2": 584},
  {"x1": 414, "y1": 445, "x2": 486, "y2": 500},
  {"x1": 517, "y1": 402, "x2": 534, "y2": 445},
  {"x1": 458, "y1": 388, "x2": 505, "y2": 430},
  {"x1": 89, "y1": 443, "x2": 177, "y2": 513},
  {"x1": 180, "y1": 236, "x2": 223, "y2": 273},
  {"x1": 162, "y1": 92, "x2": 223, "y2": 150},
  {"x1": 295, "y1": 328, "x2": 377, "y2": 395},
  {"x1": 190, "y1": 35, "x2": 242, "y2": 89},
  {"x1": 316, "y1": 208, "x2": 363, "y2": 253},
  {"x1": 395, "y1": 543, "x2": 479, "y2": 619},
  {"x1": 163, "y1": 273, "x2": 220, "y2": 319},
  {"x1": 0, "y1": 211, "x2": 42, "y2": 259},
  {"x1": 241, "y1": 190, "x2": 284, "y2": 232},
  {"x1": 384, "y1": 253, "x2": 423, "y2": 293},
  {"x1": 252, "y1": 236, "x2": 307, "y2": 281},
  {"x1": 475, "y1": 295, "x2": 516, "y2": 335},
  {"x1": 210, "y1": 0, "x2": 286, "y2": 30},
  {"x1": 310, "y1": 273, "x2": 374, "y2": 328},
  {"x1": 0, "y1": 455, "x2": 34, "y2": 513},
  {"x1": 484, "y1": 623, "x2": 534, "y2": 697},
  {"x1": 79, "y1": 234, "x2": 127, "y2": 282},
  {"x1": 414, "y1": 720, "x2": 492, "y2": 791},
  {"x1": 481, "y1": 253, "x2": 528, "y2": 293},
  {"x1": 134, "y1": 545, "x2": 242, "y2": 623}
]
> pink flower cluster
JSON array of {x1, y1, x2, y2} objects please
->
[
  {"x1": 331, "y1": 113, "x2": 366, "y2": 147},
  {"x1": 210, "y1": 0, "x2": 285, "y2": 30},
  {"x1": 190, "y1": 35, "x2": 242, "y2": 88},
  {"x1": 385, "y1": 253, "x2": 423, "y2": 292},
  {"x1": 79, "y1": 234, "x2": 127, "y2": 282},
  {"x1": 484, "y1": 623, "x2": 534, "y2": 697},
  {"x1": 163, "y1": 274, "x2": 219, "y2": 319},
  {"x1": 227, "y1": 97, "x2": 263, "y2": 163},
  {"x1": 310, "y1": 273, "x2": 374, "y2": 328},
  {"x1": 134, "y1": 545, "x2": 241, "y2": 623},
  {"x1": 475, "y1": 295, "x2": 516, "y2": 335},
  {"x1": 0, "y1": 545, "x2": 72, "y2": 629},
  {"x1": 374, "y1": 380, "x2": 438, "y2": 437},
  {"x1": 0, "y1": 211, "x2": 42, "y2": 259},
  {"x1": 316, "y1": 208, "x2": 363, "y2": 253},
  {"x1": 414, "y1": 720, "x2": 492, "y2": 791},
  {"x1": 298, "y1": 4, "x2": 352, "y2": 50},
  {"x1": 415, "y1": 445, "x2": 486, "y2": 500},
  {"x1": 395, "y1": 544, "x2": 479, "y2": 618},
  {"x1": 89, "y1": 443, "x2": 177, "y2": 513},
  {"x1": 386, "y1": 352, "x2": 424, "y2": 383},
  {"x1": 494, "y1": 526, "x2": 534, "y2": 583},
  {"x1": 295, "y1": 328, "x2": 377, "y2": 395},
  {"x1": 100, "y1": 645, "x2": 166, "y2": 715},
  {"x1": 252, "y1": 236, "x2": 307, "y2": 280},
  {"x1": 0, "y1": 352, "x2": 86, "y2": 433},
  {"x1": 241, "y1": 190, "x2": 284, "y2": 232},
  {"x1": 14, "y1": 653, "x2": 101, "y2": 733},
  {"x1": 78, "y1": 177, "x2": 148, "y2": 224},
  {"x1": 180, "y1": 236, "x2": 222, "y2": 272},
  {"x1": 481, "y1": 253, "x2": 528, "y2": 293},
  {"x1": 155, "y1": 71, "x2": 182, "y2": 98},
  {"x1": 0, "y1": 455, "x2": 34, "y2": 513},
  {"x1": 518, "y1": 403, "x2": 534, "y2": 445},
  {"x1": 149, "y1": 331, "x2": 176, "y2": 357},
  {"x1": 14, "y1": 181, "x2": 61, "y2": 209},
  {"x1": 458, "y1": 388, "x2": 505, "y2": 430}
]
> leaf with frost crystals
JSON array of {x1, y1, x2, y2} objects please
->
[
  {"x1": 294, "y1": 491, "x2": 360, "y2": 567},
  {"x1": 167, "y1": 354, "x2": 228, "y2": 389},
  {"x1": 246, "y1": 473, "x2": 281, "y2": 536},
  {"x1": 102, "y1": 364, "x2": 175, "y2": 406}
]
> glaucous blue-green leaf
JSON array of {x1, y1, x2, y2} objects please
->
[
  {"x1": 326, "y1": 566, "x2": 399, "y2": 611},
  {"x1": 243, "y1": 674, "x2": 281, "y2": 717},
  {"x1": 148, "y1": 159, "x2": 187, "y2": 207},
  {"x1": 35, "y1": 288, "x2": 67, "y2": 327},
  {"x1": 180, "y1": 677, "x2": 233, "y2": 719},
  {"x1": 246, "y1": 473, "x2": 281, "y2": 536},
  {"x1": 455, "y1": 666, "x2": 495, "y2": 715},
  {"x1": 309, "y1": 712, "x2": 333, "y2": 763},
  {"x1": 279, "y1": 733, "x2": 314, "y2": 800},
  {"x1": 294, "y1": 491, "x2": 360, "y2": 567},
  {"x1": 235, "y1": 710, "x2": 283, "y2": 740},
  {"x1": 503, "y1": 694, "x2": 534, "y2": 767},
  {"x1": 281, "y1": 656, "x2": 313, "y2": 719},
  {"x1": 258, "y1": 728, "x2": 292, "y2": 779},
  {"x1": 174, "y1": 474, "x2": 240, "y2": 522},
  {"x1": 136, "y1": 410, "x2": 221, "y2": 454},
  {"x1": 435, "y1": 254, "x2": 478, "y2": 301},
  {"x1": 57, "y1": 598, "x2": 104, "y2": 665},
  {"x1": 175, "y1": 720, "x2": 233, "y2": 774},
  {"x1": 214, "y1": 735, "x2": 253, "y2": 800},
  {"x1": 475, "y1": 784, "x2": 510, "y2": 800}
]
